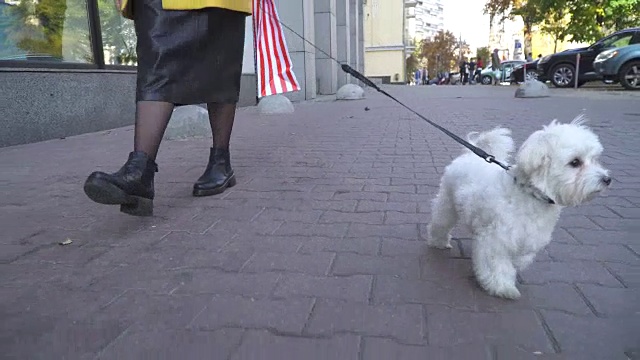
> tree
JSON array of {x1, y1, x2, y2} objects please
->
[
  {"x1": 539, "y1": 8, "x2": 570, "y2": 53},
  {"x1": 405, "y1": 53, "x2": 420, "y2": 83},
  {"x1": 551, "y1": 0, "x2": 640, "y2": 43},
  {"x1": 476, "y1": 46, "x2": 490, "y2": 65},
  {"x1": 486, "y1": 0, "x2": 640, "y2": 52},
  {"x1": 419, "y1": 30, "x2": 461, "y2": 77}
]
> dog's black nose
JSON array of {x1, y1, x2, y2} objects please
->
[{"x1": 602, "y1": 176, "x2": 612, "y2": 186}]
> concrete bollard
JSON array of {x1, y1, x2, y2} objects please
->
[
  {"x1": 515, "y1": 79, "x2": 550, "y2": 98},
  {"x1": 257, "y1": 94, "x2": 294, "y2": 115},
  {"x1": 336, "y1": 84, "x2": 365, "y2": 100},
  {"x1": 164, "y1": 105, "x2": 211, "y2": 140}
]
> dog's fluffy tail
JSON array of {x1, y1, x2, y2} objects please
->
[{"x1": 466, "y1": 127, "x2": 514, "y2": 161}]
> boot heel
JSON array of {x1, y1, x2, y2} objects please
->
[
  {"x1": 228, "y1": 176, "x2": 237, "y2": 188},
  {"x1": 120, "y1": 196, "x2": 153, "y2": 216}
]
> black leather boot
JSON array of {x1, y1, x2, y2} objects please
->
[
  {"x1": 83, "y1": 151, "x2": 158, "y2": 216},
  {"x1": 193, "y1": 147, "x2": 237, "y2": 197}
]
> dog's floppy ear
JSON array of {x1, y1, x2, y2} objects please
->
[{"x1": 515, "y1": 130, "x2": 552, "y2": 177}]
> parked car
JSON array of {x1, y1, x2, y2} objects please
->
[
  {"x1": 509, "y1": 59, "x2": 543, "y2": 83},
  {"x1": 479, "y1": 60, "x2": 525, "y2": 85},
  {"x1": 449, "y1": 72, "x2": 461, "y2": 85},
  {"x1": 593, "y1": 43, "x2": 640, "y2": 90},
  {"x1": 537, "y1": 27, "x2": 640, "y2": 88}
]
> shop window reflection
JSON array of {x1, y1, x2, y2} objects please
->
[
  {"x1": 0, "y1": 0, "x2": 93, "y2": 62},
  {"x1": 97, "y1": 0, "x2": 136, "y2": 65}
]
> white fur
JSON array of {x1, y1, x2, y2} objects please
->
[{"x1": 426, "y1": 115, "x2": 610, "y2": 299}]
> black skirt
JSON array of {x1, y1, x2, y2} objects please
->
[{"x1": 133, "y1": 0, "x2": 247, "y2": 105}]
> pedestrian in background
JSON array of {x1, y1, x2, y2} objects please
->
[
  {"x1": 468, "y1": 58, "x2": 476, "y2": 84},
  {"x1": 491, "y1": 48, "x2": 501, "y2": 85},
  {"x1": 83, "y1": 0, "x2": 252, "y2": 216},
  {"x1": 526, "y1": 52, "x2": 533, "y2": 61},
  {"x1": 458, "y1": 59, "x2": 467, "y2": 85},
  {"x1": 475, "y1": 58, "x2": 484, "y2": 83}
]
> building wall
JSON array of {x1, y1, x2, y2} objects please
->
[
  {"x1": 0, "y1": 70, "x2": 256, "y2": 148},
  {"x1": 0, "y1": 11, "x2": 260, "y2": 148},
  {"x1": 415, "y1": 0, "x2": 444, "y2": 41},
  {"x1": 364, "y1": 0, "x2": 405, "y2": 82},
  {"x1": 242, "y1": 16, "x2": 256, "y2": 75},
  {"x1": 363, "y1": 50, "x2": 405, "y2": 82},
  {"x1": 1, "y1": 0, "x2": 363, "y2": 148},
  {"x1": 530, "y1": 27, "x2": 589, "y2": 58},
  {"x1": 364, "y1": 0, "x2": 404, "y2": 46},
  {"x1": 276, "y1": 0, "x2": 319, "y2": 102}
]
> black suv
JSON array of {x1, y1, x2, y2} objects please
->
[{"x1": 537, "y1": 27, "x2": 640, "y2": 88}]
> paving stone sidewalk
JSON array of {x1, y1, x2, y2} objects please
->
[{"x1": 1, "y1": 85, "x2": 638, "y2": 359}]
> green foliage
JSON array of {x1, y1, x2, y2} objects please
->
[
  {"x1": 556, "y1": 0, "x2": 640, "y2": 43},
  {"x1": 484, "y1": 0, "x2": 640, "y2": 47},
  {"x1": 476, "y1": 46, "x2": 490, "y2": 65},
  {"x1": 405, "y1": 53, "x2": 420, "y2": 79},
  {"x1": 538, "y1": 6, "x2": 570, "y2": 52},
  {"x1": 1, "y1": 0, "x2": 136, "y2": 64},
  {"x1": 3, "y1": 0, "x2": 90, "y2": 60}
]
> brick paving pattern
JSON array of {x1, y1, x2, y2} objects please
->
[{"x1": 1, "y1": 85, "x2": 639, "y2": 359}]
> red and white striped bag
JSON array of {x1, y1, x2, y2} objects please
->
[{"x1": 252, "y1": 0, "x2": 301, "y2": 98}]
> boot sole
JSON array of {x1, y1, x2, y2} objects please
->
[
  {"x1": 192, "y1": 175, "x2": 237, "y2": 197},
  {"x1": 84, "y1": 176, "x2": 153, "y2": 216}
]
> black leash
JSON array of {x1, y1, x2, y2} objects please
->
[
  {"x1": 273, "y1": 18, "x2": 511, "y2": 171},
  {"x1": 340, "y1": 64, "x2": 510, "y2": 170}
]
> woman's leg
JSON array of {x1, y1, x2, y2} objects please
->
[
  {"x1": 208, "y1": 102, "x2": 236, "y2": 150},
  {"x1": 83, "y1": 101, "x2": 174, "y2": 216},
  {"x1": 192, "y1": 102, "x2": 238, "y2": 197},
  {"x1": 134, "y1": 101, "x2": 175, "y2": 160}
]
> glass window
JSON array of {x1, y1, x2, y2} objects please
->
[
  {"x1": 600, "y1": 32, "x2": 634, "y2": 49},
  {"x1": 97, "y1": 0, "x2": 136, "y2": 65},
  {"x1": 0, "y1": 0, "x2": 93, "y2": 62}
]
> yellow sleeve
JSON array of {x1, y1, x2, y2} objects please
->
[{"x1": 162, "y1": 0, "x2": 252, "y2": 14}]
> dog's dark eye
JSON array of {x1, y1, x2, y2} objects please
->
[{"x1": 569, "y1": 158, "x2": 582, "y2": 168}]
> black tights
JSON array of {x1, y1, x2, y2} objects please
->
[
  {"x1": 133, "y1": 101, "x2": 237, "y2": 160},
  {"x1": 207, "y1": 102, "x2": 236, "y2": 150}
]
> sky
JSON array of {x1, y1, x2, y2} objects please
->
[{"x1": 443, "y1": 0, "x2": 492, "y2": 50}]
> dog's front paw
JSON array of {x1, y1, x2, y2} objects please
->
[
  {"x1": 427, "y1": 240, "x2": 453, "y2": 250},
  {"x1": 488, "y1": 285, "x2": 521, "y2": 300},
  {"x1": 426, "y1": 233, "x2": 452, "y2": 249}
]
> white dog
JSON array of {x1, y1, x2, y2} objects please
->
[{"x1": 426, "y1": 115, "x2": 611, "y2": 299}]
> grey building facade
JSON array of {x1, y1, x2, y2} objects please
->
[{"x1": 0, "y1": 0, "x2": 364, "y2": 148}]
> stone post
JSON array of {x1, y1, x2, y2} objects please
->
[
  {"x1": 336, "y1": 0, "x2": 351, "y2": 88},
  {"x1": 357, "y1": 0, "x2": 365, "y2": 75},
  {"x1": 314, "y1": 0, "x2": 338, "y2": 95},
  {"x1": 275, "y1": 0, "x2": 317, "y2": 101}
]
